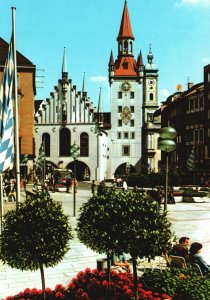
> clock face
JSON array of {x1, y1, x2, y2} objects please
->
[
  {"x1": 149, "y1": 80, "x2": 155, "y2": 86},
  {"x1": 121, "y1": 81, "x2": 131, "y2": 91}
]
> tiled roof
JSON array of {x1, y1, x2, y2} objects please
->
[
  {"x1": 0, "y1": 37, "x2": 34, "y2": 67},
  {"x1": 114, "y1": 56, "x2": 138, "y2": 76}
]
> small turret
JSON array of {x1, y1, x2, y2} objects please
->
[
  {"x1": 108, "y1": 50, "x2": 115, "y2": 81},
  {"x1": 137, "y1": 50, "x2": 144, "y2": 81}
]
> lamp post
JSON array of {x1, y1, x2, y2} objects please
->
[
  {"x1": 159, "y1": 127, "x2": 177, "y2": 212},
  {"x1": 70, "y1": 143, "x2": 80, "y2": 217}
]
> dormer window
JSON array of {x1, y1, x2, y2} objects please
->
[{"x1": 123, "y1": 61, "x2": 128, "y2": 69}]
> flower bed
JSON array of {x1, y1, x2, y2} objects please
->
[{"x1": 4, "y1": 268, "x2": 171, "y2": 300}]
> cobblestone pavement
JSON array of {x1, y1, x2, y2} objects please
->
[{"x1": 1, "y1": 185, "x2": 210, "y2": 299}]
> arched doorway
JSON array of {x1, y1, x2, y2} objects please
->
[
  {"x1": 115, "y1": 163, "x2": 136, "y2": 177},
  {"x1": 66, "y1": 161, "x2": 90, "y2": 181}
]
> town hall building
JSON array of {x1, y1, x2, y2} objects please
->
[{"x1": 34, "y1": 1, "x2": 160, "y2": 181}]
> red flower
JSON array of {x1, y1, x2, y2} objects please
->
[{"x1": 55, "y1": 291, "x2": 64, "y2": 299}]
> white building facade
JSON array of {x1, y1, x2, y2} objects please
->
[{"x1": 34, "y1": 1, "x2": 160, "y2": 181}]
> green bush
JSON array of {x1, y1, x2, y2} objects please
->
[
  {"x1": 175, "y1": 276, "x2": 210, "y2": 300},
  {"x1": 141, "y1": 268, "x2": 199, "y2": 298}
]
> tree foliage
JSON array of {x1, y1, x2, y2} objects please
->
[
  {"x1": 77, "y1": 188, "x2": 173, "y2": 259},
  {"x1": 0, "y1": 193, "x2": 73, "y2": 271}
]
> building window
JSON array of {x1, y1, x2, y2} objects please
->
[
  {"x1": 199, "y1": 97, "x2": 204, "y2": 109},
  {"x1": 130, "y1": 92, "x2": 134, "y2": 99},
  {"x1": 124, "y1": 132, "x2": 129, "y2": 139},
  {"x1": 122, "y1": 145, "x2": 130, "y2": 156},
  {"x1": 147, "y1": 113, "x2": 153, "y2": 122},
  {"x1": 123, "y1": 61, "x2": 128, "y2": 69},
  {"x1": 80, "y1": 132, "x2": 89, "y2": 156},
  {"x1": 130, "y1": 106, "x2": 134, "y2": 113},
  {"x1": 118, "y1": 106, "x2": 122, "y2": 113},
  {"x1": 149, "y1": 93, "x2": 154, "y2": 101},
  {"x1": 130, "y1": 132, "x2": 135, "y2": 139},
  {"x1": 60, "y1": 128, "x2": 70, "y2": 156},
  {"x1": 130, "y1": 119, "x2": 134, "y2": 127},
  {"x1": 117, "y1": 132, "x2": 121, "y2": 139},
  {"x1": 123, "y1": 41, "x2": 128, "y2": 53},
  {"x1": 42, "y1": 133, "x2": 50, "y2": 156},
  {"x1": 118, "y1": 119, "x2": 122, "y2": 127},
  {"x1": 148, "y1": 134, "x2": 154, "y2": 149},
  {"x1": 118, "y1": 92, "x2": 122, "y2": 99}
]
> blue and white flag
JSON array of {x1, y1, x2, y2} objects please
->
[
  {"x1": 187, "y1": 146, "x2": 195, "y2": 171},
  {"x1": 0, "y1": 36, "x2": 14, "y2": 173}
]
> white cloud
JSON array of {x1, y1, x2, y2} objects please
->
[
  {"x1": 90, "y1": 76, "x2": 108, "y2": 82},
  {"x1": 177, "y1": 0, "x2": 210, "y2": 6},
  {"x1": 159, "y1": 89, "x2": 170, "y2": 102}
]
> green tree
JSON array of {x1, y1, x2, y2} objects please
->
[
  {"x1": 0, "y1": 192, "x2": 72, "y2": 300},
  {"x1": 77, "y1": 188, "x2": 173, "y2": 300}
]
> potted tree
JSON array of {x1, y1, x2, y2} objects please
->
[
  {"x1": 0, "y1": 192, "x2": 73, "y2": 300},
  {"x1": 77, "y1": 188, "x2": 173, "y2": 300}
]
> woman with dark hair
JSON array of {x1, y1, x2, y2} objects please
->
[{"x1": 189, "y1": 242, "x2": 210, "y2": 274}]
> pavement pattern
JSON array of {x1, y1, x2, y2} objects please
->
[{"x1": 1, "y1": 185, "x2": 210, "y2": 299}]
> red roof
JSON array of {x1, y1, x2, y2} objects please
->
[
  {"x1": 117, "y1": 1, "x2": 134, "y2": 41},
  {"x1": 0, "y1": 37, "x2": 34, "y2": 67},
  {"x1": 114, "y1": 56, "x2": 138, "y2": 76}
]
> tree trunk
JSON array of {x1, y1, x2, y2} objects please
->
[
  {"x1": 132, "y1": 256, "x2": 138, "y2": 300},
  {"x1": 107, "y1": 251, "x2": 111, "y2": 283},
  {"x1": 40, "y1": 264, "x2": 46, "y2": 300}
]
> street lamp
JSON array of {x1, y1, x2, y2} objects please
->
[
  {"x1": 70, "y1": 142, "x2": 80, "y2": 217},
  {"x1": 159, "y1": 127, "x2": 177, "y2": 212}
]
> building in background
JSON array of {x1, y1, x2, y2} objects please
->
[
  {"x1": 0, "y1": 37, "x2": 36, "y2": 178},
  {"x1": 160, "y1": 65, "x2": 210, "y2": 184}
]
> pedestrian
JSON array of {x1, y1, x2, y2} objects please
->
[
  {"x1": 91, "y1": 180, "x2": 96, "y2": 195},
  {"x1": 97, "y1": 180, "x2": 106, "y2": 196},
  {"x1": 168, "y1": 186, "x2": 175, "y2": 204},
  {"x1": 66, "y1": 175, "x2": 71, "y2": 193},
  {"x1": 122, "y1": 179, "x2": 128, "y2": 192}
]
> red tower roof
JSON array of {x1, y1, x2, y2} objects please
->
[{"x1": 117, "y1": 0, "x2": 134, "y2": 41}]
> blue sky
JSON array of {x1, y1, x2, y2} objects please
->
[{"x1": 1, "y1": 0, "x2": 210, "y2": 111}]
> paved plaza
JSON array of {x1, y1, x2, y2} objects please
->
[{"x1": 1, "y1": 184, "x2": 210, "y2": 298}]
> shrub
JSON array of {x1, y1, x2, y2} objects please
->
[
  {"x1": 141, "y1": 268, "x2": 202, "y2": 299},
  {"x1": 175, "y1": 276, "x2": 210, "y2": 300}
]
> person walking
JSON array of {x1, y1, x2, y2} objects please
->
[{"x1": 91, "y1": 180, "x2": 96, "y2": 196}]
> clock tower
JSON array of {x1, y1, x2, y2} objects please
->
[
  {"x1": 142, "y1": 47, "x2": 160, "y2": 173},
  {"x1": 108, "y1": 0, "x2": 144, "y2": 177}
]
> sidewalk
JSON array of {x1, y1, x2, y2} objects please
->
[{"x1": 0, "y1": 189, "x2": 210, "y2": 298}]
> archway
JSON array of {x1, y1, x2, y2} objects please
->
[
  {"x1": 66, "y1": 161, "x2": 90, "y2": 181},
  {"x1": 115, "y1": 163, "x2": 136, "y2": 178}
]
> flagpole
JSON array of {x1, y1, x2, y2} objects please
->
[{"x1": 12, "y1": 7, "x2": 21, "y2": 208}]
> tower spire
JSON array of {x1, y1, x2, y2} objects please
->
[
  {"x1": 82, "y1": 72, "x2": 85, "y2": 93},
  {"x1": 62, "y1": 47, "x2": 68, "y2": 74},
  {"x1": 97, "y1": 87, "x2": 103, "y2": 113},
  {"x1": 147, "y1": 44, "x2": 154, "y2": 64},
  {"x1": 117, "y1": 0, "x2": 134, "y2": 41}
]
